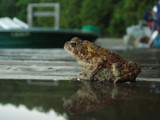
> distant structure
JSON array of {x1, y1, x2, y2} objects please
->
[
  {"x1": 27, "y1": 3, "x2": 60, "y2": 29},
  {"x1": 0, "y1": 17, "x2": 29, "y2": 29}
]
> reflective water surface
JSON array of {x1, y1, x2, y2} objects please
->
[{"x1": 0, "y1": 80, "x2": 160, "y2": 120}]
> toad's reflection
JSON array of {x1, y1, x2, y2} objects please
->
[{"x1": 63, "y1": 82, "x2": 138, "y2": 114}]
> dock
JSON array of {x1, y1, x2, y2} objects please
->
[{"x1": 0, "y1": 38, "x2": 159, "y2": 82}]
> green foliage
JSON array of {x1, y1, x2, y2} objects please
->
[
  {"x1": 15, "y1": 0, "x2": 40, "y2": 22},
  {"x1": 80, "y1": 0, "x2": 119, "y2": 35},
  {"x1": 0, "y1": 0, "x2": 157, "y2": 37},
  {"x1": 60, "y1": 0, "x2": 83, "y2": 28},
  {"x1": 0, "y1": 0, "x2": 19, "y2": 18}
]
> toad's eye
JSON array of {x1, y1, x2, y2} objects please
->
[{"x1": 71, "y1": 41, "x2": 77, "y2": 48}]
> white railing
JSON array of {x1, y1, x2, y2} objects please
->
[{"x1": 27, "y1": 3, "x2": 60, "y2": 29}]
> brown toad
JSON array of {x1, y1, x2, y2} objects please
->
[{"x1": 64, "y1": 37, "x2": 141, "y2": 83}]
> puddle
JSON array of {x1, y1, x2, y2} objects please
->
[{"x1": 0, "y1": 80, "x2": 159, "y2": 120}]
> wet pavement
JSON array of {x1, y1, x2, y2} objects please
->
[{"x1": 0, "y1": 80, "x2": 159, "y2": 120}]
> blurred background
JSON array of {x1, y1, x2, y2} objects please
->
[
  {"x1": 0, "y1": 0, "x2": 156, "y2": 37},
  {"x1": 0, "y1": 1, "x2": 160, "y2": 120}
]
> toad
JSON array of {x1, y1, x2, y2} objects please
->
[{"x1": 64, "y1": 37, "x2": 141, "y2": 83}]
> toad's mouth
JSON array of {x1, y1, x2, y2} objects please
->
[
  {"x1": 64, "y1": 45, "x2": 71, "y2": 52},
  {"x1": 64, "y1": 43, "x2": 73, "y2": 54},
  {"x1": 64, "y1": 42, "x2": 70, "y2": 50},
  {"x1": 64, "y1": 45, "x2": 77, "y2": 58}
]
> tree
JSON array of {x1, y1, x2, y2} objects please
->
[
  {"x1": 80, "y1": 0, "x2": 119, "y2": 35},
  {"x1": 0, "y1": 0, "x2": 19, "y2": 18},
  {"x1": 0, "y1": 0, "x2": 157, "y2": 37},
  {"x1": 15, "y1": 0, "x2": 39, "y2": 22},
  {"x1": 60, "y1": 0, "x2": 83, "y2": 29}
]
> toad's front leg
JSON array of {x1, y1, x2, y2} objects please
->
[
  {"x1": 68, "y1": 69, "x2": 87, "y2": 80},
  {"x1": 78, "y1": 57, "x2": 104, "y2": 80}
]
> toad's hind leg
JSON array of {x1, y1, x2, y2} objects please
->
[{"x1": 112, "y1": 61, "x2": 141, "y2": 83}]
